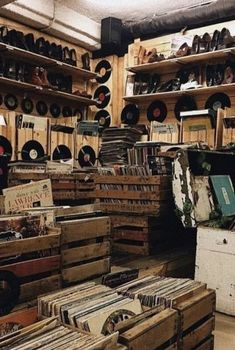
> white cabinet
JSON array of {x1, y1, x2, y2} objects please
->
[{"x1": 195, "y1": 226, "x2": 235, "y2": 316}]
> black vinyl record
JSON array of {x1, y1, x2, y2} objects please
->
[
  {"x1": 147, "y1": 100, "x2": 167, "y2": 123},
  {"x1": 174, "y1": 96, "x2": 197, "y2": 121},
  {"x1": 121, "y1": 104, "x2": 140, "y2": 125},
  {"x1": 4, "y1": 94, "x2": 18, "y2": 111},
  {"x1": 52, "y1": 145, "x2": 72, "y2": 160},
  {"x1": 78, "y1": 145, "x2": 96, "y2": 167},
  {"x1": 205, "y1": 93, "x2": 231, "y2": 111},
  {"x1": 95, "y1": 60, "x2": 112, "y2": 84},
  {"x1": 0, "y1": 135, "x2": 12, "y2": 161},
  {"x1": 73, "y1": 108, "x2": 83, "y2": 121},
  {"x1": 94, "y1": 86, "x2": 111, "y2": 109},
  {"x1": 21, "y1": 98, "x2": 34, "y2": 114},
  {"x1": 95, "y1": 110, "x2": 111, "y2": 129},
  {"x1": 50, "y1": 103, "x2": 61, "y2": 118},
  {"x1": 62, "y1": 106, "x2": 72, "y2": 117},
  {"x1": 21, "y1": 140, "x2": 45, "y2": 161},
  {"x1": 36, "y1": 101, "x2": 48, "y2": 116}
]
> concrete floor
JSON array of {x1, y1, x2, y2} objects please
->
[{"x1": 215, "y1": 313, "x2": 235, "y2": 349}]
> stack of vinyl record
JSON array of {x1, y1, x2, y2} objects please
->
[
  {"x1": 38, "y1": 281, "x2": 142, "y2": 335},
  {"x1": 0, "y1": 317, "x2": 118, "y2": 350},
  {"x1": 116, "y1": 276, "x2": 204, "y2": 308},
  {"x1": 99, "y1": 127, "x2": 143, "y2": 165}
]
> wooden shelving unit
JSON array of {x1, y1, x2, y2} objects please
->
[
  {"x1": 0, "y1": 42, "x2": 96, "y2": 80},
  {"x1": 0, "y1": 76, "x2": 97, "y2": 105},
  {"x1": 127, "y1": 48, "x2": 235, "y2": 73},
  {"x1": 124, "y1": 83, "x2": 235, "y2": 103}
]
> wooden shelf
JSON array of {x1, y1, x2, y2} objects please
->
[
  {"x1": 123, "y1": 83, "x2": 235, "y2": 103},
  {"x1": 127, "y1": 48, "x2": 235, "y2": 74},
  {"x1": 0, "y1": 42, "x2": 96, "y2": 80},
  {"x1": 0, "y1": 76, "x2": 97, "y2": 106}
]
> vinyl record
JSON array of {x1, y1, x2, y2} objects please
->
[
  {"x1": 21, "y1": 140, "x2": 45, "y2": 161},
  {"x1": 62, "y1": 106, "x2": 72, "y2": 118},
  {"x1": 52, "y1": 145, "x2": 72, "y2": 160},
  {"x1": 36, "y1": 101, "x2": 48, "y2": 116},
  {"x1": 50, "y1": 103, "x2": 61, "y2": 118},
  {"x1": 174, "y1": 95, "x2": 197, "y2": 121},
  {"x1": 205, "y1": 93, "x2": 231, "y2": 111},
  {"x1": 4, "y1": 94, "x2": 18, "y2": 111},
  {"x1": 95, "y1": 110, "x2": 111, "y2": 129},
  {"x1": 147, "y1": 100, "x2": 167, "y2": 123},
  {"x1": 78, "y1": 145, "x2": 96, "y2": 167},
  {"x1": 0, "y1": 135, "x2": 12, "y2": 160},
  {"x1": 94, "y1": 86, "x2": 111, "y2": 109},
  {"x1": 121, "y1": 104, "x2": 140, "y2": 125},
  {"x1": 21, "y1": 98, "x2": 34, "y2": 114},
  {"x1": 95, "y1": 60, "x2": 112, "y2": 84},
  {"x1": 73, "y1": 108, "x2": 83, "y2": 121}
]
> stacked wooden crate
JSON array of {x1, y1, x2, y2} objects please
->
[{"x1": 94, "y1": 174, "x2": 176, "y2": 255}]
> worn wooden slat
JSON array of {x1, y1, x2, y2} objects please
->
[
  {"x1": 113, "y1": 242, "x2": 149, "y2": 256},
  {"x1": 194, "y1": 336, "x2": 214, "y2": 350},
  {"x1": 113, "y1": 229, "x2": 149, "y2": 242},
  {"x1": 0, "y1": 255, "x2": 60, "y2": 277},
  {"x1": 0, "y1": 306, "x2": 38, "y2": 334},
  {"x1": 119, "y1": 308, "x2": 178, "y2": 350},
  {"x1": 100, "y1": 203, "x2": 163, "y2": 215},
  {"x1": 0, "y1": 234, "x2": 60, "y2": 258},
  {"x1": 172, "y1": 284, "x2": 207, "y2": 307},
  {"x1": 59, "y1": 217, "x2": 110, "y2": 244},
  {"x1": 95, "y1": 175, "x2": 170, "y2": 185},
  {"x1": 61, "y1": 241, "x2": 110, "y2": 266},
  {"x1": 182, "y1": 317, "x2": 215, "y2": 350},
  {"x1": 62, "y1": 258, "x2": 110, "y2": 284},
  {"x1": 94, "y1": 190, "x2": 169, "y2": 201},
  {"x1": 111, "y1": 215, "x2": 149, "y2": 228}
]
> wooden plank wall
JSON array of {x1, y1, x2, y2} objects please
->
[{"x1": 125, "y1": 19, "x2": 235, "y2": 127}]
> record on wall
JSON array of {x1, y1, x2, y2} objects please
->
[
  {"x1": 21, "y1": 97, "x2": 34, "y2": 114},
  {"x1": 205, "y1": 93, "x2": 231, "y2": 111},
  {"x1": 121, "y1": 104, "x2": 139, "y2": 125},
  {"x1": 94, "y1": 110, "x2": 111, "y2": 129},
  {"x1": 4, "y1": 94, "x2": 18, "y2": 111},
  {"x1": 95, "y1": 60, "x2": 112, "y2": 84},
  {"x1": 147, "y1": 100, "x2": 167, "y2": 123},
  {"x1": 52, "y1": 144, "x2": 72, "y2": 160},
  {"x1": 62, "y1": 106, "x2": 73, "y2": 118},
  {"x1": 36, "y1": 101, "x2": 48, "y2": 116},
  {"x1": 0, "y1": 135, "x2": 12, "y2": 160},
  {"x1": 78, "y1": 145, "x2": 96, "y2": 167},
  {"x1": 174, "y1": 95, "x2": 197, "y2": 121},
  {"x1": 94, "y1": 86, "x2": 111, "y2": 109},
  {"x1": 50, "y1": 103, "x2": 61, "y2": 118},
  {"x1": 21, "y1": 140, "x2": 45, "y2": 161},
  {"x1": 73, "y1": 108, "x2": 83, "y2": 122}
]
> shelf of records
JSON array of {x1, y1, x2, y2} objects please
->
[{"x1": 0, "y1": 276, "x2": 215, "y2": 350}]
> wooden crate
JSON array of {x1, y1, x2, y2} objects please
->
[
  {"x1": 118, "y1": 308, "x2": 178, "y2": 350},
  {"x1": 95, "y1": 175, "x2": 172, "y2": 215},
  {"x1": 194, "y1": 336, "x2": 214, "y2": 350},
  {"x1": 58, "y1": 216, "x2": 111, "y2": 285},
  {"x1": 111, "y1": 215, "x2": 176, "y2": 256},
  {"x1": 0, "y1": 225, "x2": 61, "y2": 304}
]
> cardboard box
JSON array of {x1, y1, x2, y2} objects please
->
[{"x1": 2, "y1": 179, "x2": 53, "y2": 214}]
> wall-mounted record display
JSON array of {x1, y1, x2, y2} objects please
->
[
  {"x1": 21, "y1": 140, "x2": 45, "y2": 161},
  {"x1": 52, "y1": 144, "x2": 72, "y2": 160},
  {"x1": 95, "y1": 110, "x2": 111, "y2": 129},
  {"x1": 94, "y1": 86, "x2": 111, "y2": 109},
  {"x1": 78, "y1": 145, "x2": 96, "y2": 167},
  {"x1": 95, "y1": 59, "x2": 112, "y2": 84},
  {"x1": 0, "y1": 135, "x2": 12, "y2": 160},
  {"x1": 73, "y1": 108, "x2": 83, "y2": 121},
  {"x1": 62, "y1": 106, "x2": 73, "y2": 118},
  {"x1": 4, "y1": 94, "x2": 18, "y2": 111},
  {"x1": 50, "y1": 103, "x2": 61, "y2": 118},
  {"x1": 174, "y1": 95, "x2": 197, "y2": 121},
  {"x1": 21, "y1": 97, "x2": 34, "y2": 114},
  {"x1": 36, "y1": 100, "x2": 48, "y2": 116},
  {"x1": 147, "y1": 100, "x2": 167, "y2": 123},
  {"x1": 205, "y1": 93, "x2": 231, "y2": 111},
  {"x1": 121, "y1": 104, "x2": 140, "y2": 125}
]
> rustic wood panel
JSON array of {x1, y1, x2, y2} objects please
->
[{"x1": 182, "y1": 317, "x2": 215, "y2": 350}]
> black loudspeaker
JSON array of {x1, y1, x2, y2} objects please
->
[{"x1": 101, "y1": 17, "x2": 122, "y2": 50}]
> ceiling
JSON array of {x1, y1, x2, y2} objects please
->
[{"x1": 62, "y1": 0, "x2": 216, "y2": 24}]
